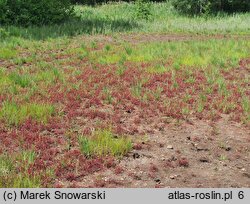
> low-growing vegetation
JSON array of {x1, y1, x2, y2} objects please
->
[
  {"x1": 0, "y1": 1, "x2": 249, "y2": 188},
  {"x1": 0, "y1": 151, "x2": 52, "y2": 188},
  {"x1": 0, "y1": 101, "x2": 55, "y2": 126},
  {"x1": 79, "y1": 129, "x2": 132, "y2": 157}
]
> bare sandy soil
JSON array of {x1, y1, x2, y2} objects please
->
[{"x1": 59, "y1": 115, "x2": 249, "y2": 188}]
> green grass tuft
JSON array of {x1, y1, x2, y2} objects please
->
[
  {"x1": 0, "y1": 48, "x2": 17, "y2": 59},
  {"x1": 9, "y1": 72, "x2": 32, "y2": 88},
  {"x1": 0, "y1": 101, "x2": 55, "y2": 126},
  {"x1": 78, "y1": 129, "x2": 132, "y2": 158}
]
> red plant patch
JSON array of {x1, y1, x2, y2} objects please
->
[{"x1": 178, "y1": 158, "x2": 189, "y2": 167}]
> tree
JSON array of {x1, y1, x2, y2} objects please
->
[
  {"x1": 0, "y1": 0, "x2": 74, "y2": 26},
  {"x1": 171, "y1": 0, "x2": 250, "y2": 15}
]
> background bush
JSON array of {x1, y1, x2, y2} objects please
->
[
  {"x1": 0, "y1": 0, "x2": 73, "y2": 26},
  {"x1": 172, "y1": 0, "x2": 250, "y2": 15},
  {"x1": 70, "y1": 0, "x2": 164, "y2": 6},
  {"x1": 134, "y1": 0, "x2": 152, "y2": 20},
  {"x1": 71, "y1": 0, "x2": 250, "y2": 14},
  {"x1": 0, "y1": 0, "x2": 249, "y2": 27}
]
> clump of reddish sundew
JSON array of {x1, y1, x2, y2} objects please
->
[
  {"x1": 178, "y1": 158, "x2": 189, "y2": 167},
  {"x1": 149, "y1": 163, "x2": 159, "y2": 173},
  {"x1": 164, "y1": 161, "x2": 175, "y2": 168},
  {"x1": 53, "y1": 181, "x2": 65, "y2": 188},
  {"x1": 114, "y1": 166, "x2": 124, "y2": 175},
  {"x1": 94, "y1": 179, "x2": 106, "y2": 187},
  {"x1": 69, "y1": 181, "x2": 82, "y2": 188},
  {"x1": 155, "y1": 184, "x2": 164, "y2": 188},
  {"x1": 133, "y1": 143, "x2": 143, "y2": 150}
]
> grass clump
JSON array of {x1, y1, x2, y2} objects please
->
[
  {"x1": 131, "y1": 82, "x2": 143, "y2": 98},
  {"x1": 9, "y1": 72, "x2": 32, "y2": 88},
  {"x1": 147, "y1": 64, "x2": 167, "y2": 74},
  {"x1": 0, "y1": 101, "x2": 55, "y2": 126},
  {"x1": 242, "y1": 96, "x2": 250, "y2": 122},
  {"x1": 134, "y1": 0, "x2": 152, "y2": 20},
  {"x1": 78, "y1": 129, "x2": 132, "y2": 158},
  {"x1": 0, "y1": 48, "x2": 17, "y2": 59}
]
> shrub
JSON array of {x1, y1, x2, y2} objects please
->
[
  {"x1": 71, "y1": 0, "x2": 106, "y2": 5},
  {"x1": 134, "y1": 0, "x2": 152, "y2": 20},
  {"x1": 0, "y1": 28, "x2": 10, "y2": 39},
  {"x1": 171, "y1": 0, "x2": 250, "y2": 15},
  {"x1": 0, "y1": 0, "x2": 74, "y2": 26},
  {"x1": 71, "y1": 0, "x2": 165, "y2": 5}
]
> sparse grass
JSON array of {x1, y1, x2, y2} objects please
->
[
  {"x1": 116, "y1": 65, "x2": 127, "y2": 76},
  {"x1": 0, "y1": 69, "x2": 12, "y2": 94},
  {"x1": 219, "y1": 155, "x2": 227, "y2": 161},
  {"x1": 131, "y1": 82, "x2": 144, "y2": 99},
  {"x1": 78, "y1": 129, "x2": 132, "y2": 158},
  {"x1": 103, "y1": 87, "x2": 113, "y2": 104},
  {"x1": 197, "y1": 101, "x2": 204, "y2": 113},
  {"x1": 124, "y1": 45, "x2": 133, "y2": 55},
  {"x1": 242, "y1": 96, "x2": 250, "y2": 122},
  {"x1": 152, "y1": 86, "x2": 163, "y2": 101},
  {"x1": 147, "y1": 64, "x2": 166, "y2": 74},
  {"x1": 9, "y1": 72, "x2": 33, "y2": 88}
]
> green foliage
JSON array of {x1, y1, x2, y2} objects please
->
[
  {"x1": 71, "y1": 0, "x2": 165, "y2": 5},
  {"x1": 172, "y1": 0, "x2": 211, "y2": 15},
  {"x1": 0, "y1": 0, "x2": 74, "y2": 26},
  {"x1": 0, "y1": 47, "x2": 17, "y2": 59},
  {"x1": 9, "y1": 72, "x2": 32, "y2": 88},
  {"x1": 70, "y1": 0, "x2": 108, "y2": 5},
  {"x1": 0, "y1": 28, "x2": 10, "y2": 39},
  {"x1": 134, "y1": 0, "x2": 152, "y2": 20},
  {"x1": 78, "y1": 129, "x2": 132, "y2": 157}
]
